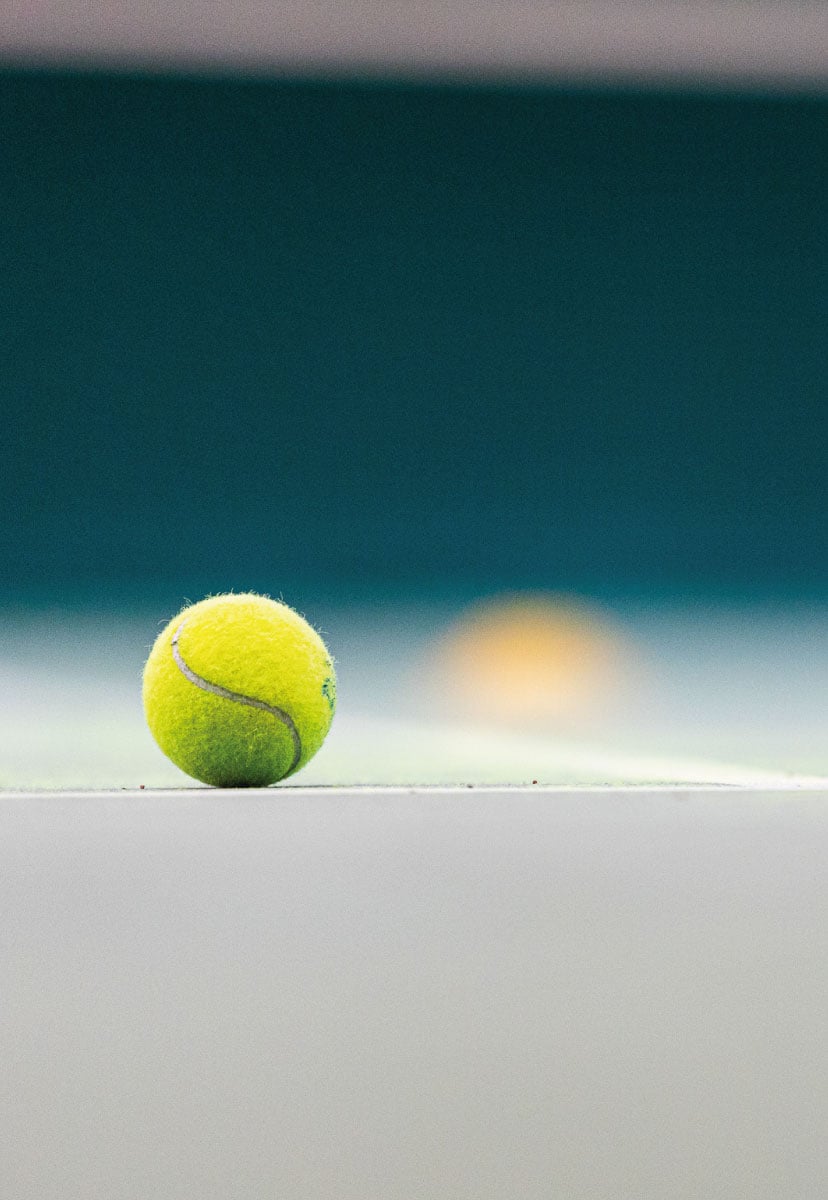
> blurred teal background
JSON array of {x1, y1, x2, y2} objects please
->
[
  {"x1": 2, "y1": 68, "x2": 826, "y2": 606},
  {"x1": 1, "y1": 64, "x2": 826, "y2": 786}
]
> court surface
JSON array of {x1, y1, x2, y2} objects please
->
[
  {"x1": 2, "y1": 600, "x2": 827, "y2": 1196},
  {"x1": 3, "y1": 785, "x2": 828, "y2": 1199}
]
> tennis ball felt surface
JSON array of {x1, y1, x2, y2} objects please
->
[{"x1": 143, "y1": 594, "x2": 336, "y2": 787}]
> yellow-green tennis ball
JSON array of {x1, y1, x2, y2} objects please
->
[{"x1": 142, "y1": 593, "x2": 336, "y2": 787}]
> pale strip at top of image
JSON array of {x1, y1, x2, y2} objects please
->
[{"x1": 1, "y1": 1, "x2": 827, "y2": 91}]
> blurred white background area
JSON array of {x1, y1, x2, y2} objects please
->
[
  {"x1": 1, "y1": 0, "x2": 827, "y2": 89},
  {"x1": 1, "y1": 597, "x2": 827, "y2": 788}
]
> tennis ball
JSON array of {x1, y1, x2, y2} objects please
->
[{"x1": 143, "y1": 593, "x2": 336, "y2": 787}]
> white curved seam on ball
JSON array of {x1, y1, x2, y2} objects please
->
[{"x1": 171, "y1": 620, "x2": 302, "y2": 776}]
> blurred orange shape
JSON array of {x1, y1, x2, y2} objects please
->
[{"x1": 428, "y1": 593, "x2": 625, "y2": 726}]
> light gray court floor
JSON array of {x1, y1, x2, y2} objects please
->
[{"x1": 2, "y1": 786, "x2": 828, "y2": 1200}]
